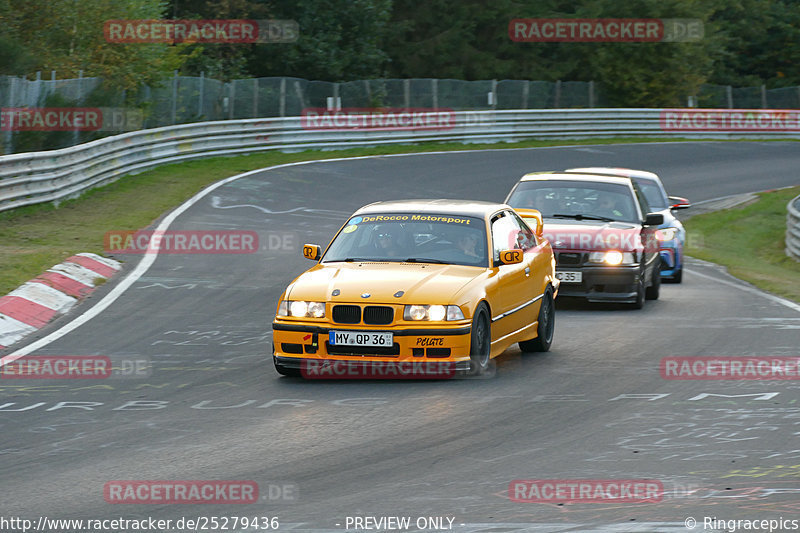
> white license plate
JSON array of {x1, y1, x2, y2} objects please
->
[
  {"x1": 329, "y1": 331, "x2": 393, "y2": 347},
  {"x1": 556, "y1": 271, "x2": 582, "y2": 283}
]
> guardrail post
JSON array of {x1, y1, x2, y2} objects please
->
[
  {"x1": 589, "y1": 81, "x2": 595, "y2": 108},
  {"x1": 2, "y1": 77, "x2": 15, "y2": 154},
  {"x1": 279, "y1": 77, "x2": 286, "y2": 117},
  {"x1": 522, "y1": 81, "x2": 529, "y2": 109},
  {"x1": 293, "y1": 81, "x2": 305, "y2": 110},
  {"x1": 403, "y1": 79, "x2": 410, "y2": 108},
  {"x1": 171, "y1": 70, "x2": 178, "y2": 124},
  {"x1": 554, "y1": 80, "x2": 561, "y2": 108},
  {"x1": 198, "y1": 71, "x2": 204, "y2": 118},
  {"x1": 726, "y1": 85, "x2": 733, "y2": 108},
  {"x1": 432, "y1": 79, "x2": 438, "y2": 109},
  {"x1": 333, "y1": 82, "x2": 340, "y2": 110},
  {"x1": 761, "y1": 84, "x2": 767, "y2": 109},
  {"x1": 253, "y1": 78, "x2": 259, "y2": 118},
  {"x1": 229, "y1": 82, "x2": 235, "y2": 119},
  {"x1": 787, "y1": 194, "x2": 800, "y2": 261},
  {"x1": 75, "y1": 70, "x2": 82, "y2": 146}
]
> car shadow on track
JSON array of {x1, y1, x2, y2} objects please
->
[{"x1": 555, "y1": 296, "x2": 652, "y2": 312}]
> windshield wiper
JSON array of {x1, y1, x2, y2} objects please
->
[
  {"x1": 403, "y1": 257, "x2": 448, "y2": 264},
  {"x1": 551, "y1": 213, "x2": 615, "y2": 222}
]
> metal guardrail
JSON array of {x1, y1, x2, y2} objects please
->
[
  {"x1": 2, "y1": 108, "x2": 800, "y2": 213},
  {"x1": 787, "y1": 194, "x2": 800, "y2": 261}
]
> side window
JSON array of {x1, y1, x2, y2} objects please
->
[
  {"x1": 491, "y1": 211, "x2": 535, "y2": 264},
  {"x1": 631, "y1": 182, "x2": 650, "y2": 220},
  {"x1": 509, "y1": 211, "x2": 537, "y2": 250}
]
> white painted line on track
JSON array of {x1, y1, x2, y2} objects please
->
[
  {"x1": 4, "y1": 148, "x2": 799, "y2": 360},
  {"x1": 3, "y1": 154, "x2": 427, "y2": 360},
  {"x1": 686, "y1": 267, "x2": 800, "y2": 314}
]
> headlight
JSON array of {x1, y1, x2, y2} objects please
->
[
  {"x1": 588, "y1": 251, "x2": 636, "y2": 266},
  {"x1": 278, "y1": 300, "x2": 326, "y2": 318},
  {"x1": 404, "y1": 304, "x2": 464, "y2": 321},
  {"x1": 655, "y1": 227, "x2": 679, "y2": 241}
]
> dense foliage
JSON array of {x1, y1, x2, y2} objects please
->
[{"x1": 1, "y1": 0, "x2": 798, "y2": 106}]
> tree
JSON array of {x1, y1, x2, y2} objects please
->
[
  {"x1": 245, "y1": 0, "x2": 392, "y2": 80},
  {"x1": 0, "y1": 0, "x2": 183, "y2": 90}
]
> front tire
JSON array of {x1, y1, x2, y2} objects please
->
[
  {"x1": 519, "y1": 287, "x2": 555, "y2": 352},
  {"x1": 630, "y1": 278, "x2": 645, "y2": 309},
  {"x1": 645, "y1": 263, "x2": 661, "y2": 300},
  {"x1": 469, "y1": 303, "x2": 491, "y2": 375}
]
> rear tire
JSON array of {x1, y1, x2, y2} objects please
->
[
  {"x1": 469, "y1": 303, "x2": 491, "y2": 375},
  {"x1": 519, "y1": 288, "x2": 555, "y2": 352},
  {"x1": 672, "y1": 267, "x2": 683, "y2": 283}
]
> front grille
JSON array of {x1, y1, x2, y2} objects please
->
[
  {"x1": 557, "y1": 252, "x2": 583, "y2": 266},
  {"x1": 363, "y1": 306, "x2": 394, "y2": 325},
  {"x1": 332, "y1": 305, "x2": 361, "y2": 324},
  {"x1": 325, "y1": 342, "x2": 400, "y2": 356}
]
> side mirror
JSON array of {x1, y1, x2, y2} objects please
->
[
  {"x1": 668, "y1": 196, "x2": 691, "y2": 210},
  {"x1": 303, "y1": 244, "x2": 322, "y2": 260},
  {"x1": 498, "y1": 249, "x2": 524, "y2": 265},
  {"x1": 513, "y1": 208, "x2": 544, "y2": 237},
  {"x1": 644, "y1": 213, "x2": 664, "y2": 226}
]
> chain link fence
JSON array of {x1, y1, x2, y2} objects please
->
[
  {"x1": 1, "y1": 74, "x2": 602, "y2": 154},
  {"x1": 3, "y1": 73, "x2": 800, "y2": 154},
  {"x1": 696, "y1": 84, "x2": 800, "y2": 109}
]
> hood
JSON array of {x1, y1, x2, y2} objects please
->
[
  {"x1": 286, "y1": 262, "x2": 482, "y2": 304},
  {"x1": 542, "y1": 220, "x2": 643, "y2": 252}
]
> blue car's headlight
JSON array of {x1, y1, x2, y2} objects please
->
[{"x1": 655, "y1": 227, "x2": 679, "y2": 242}]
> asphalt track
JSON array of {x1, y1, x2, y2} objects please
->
[{"x1": 2, "y1": 141, "x2": 800, "y2": 533}]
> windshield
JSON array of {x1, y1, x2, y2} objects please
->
[
  {"x1": 322, "y1": 213, "x2": 488, "y2": 267},
  {"x1": 507, "y1": 180, "x2": 639, "y2": 223}
]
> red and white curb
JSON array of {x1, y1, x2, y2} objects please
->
[{"x1": 0, "y1": 253, "x2": 121, "y2": 350}]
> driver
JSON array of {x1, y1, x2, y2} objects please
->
[
  {"x1": 374, "y1": 225, "x2": 402, "y2": 257},
  {"x1": 456, "y1": 232, "x2": 481, "y2": 259},
  {"x1": 596, "y1": 195, "x2": 624, "y2": 218}
]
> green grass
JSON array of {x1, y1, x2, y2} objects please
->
[
  {"x1": 684, "y1": 186, "x2": 800, "y2": 303},
  {"x1": 1, "y1": 136, "x2": 797, "y2": 298}
]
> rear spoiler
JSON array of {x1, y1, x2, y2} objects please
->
[{"x1": 513, "y1": 208, "x2": 544, "y2": 237}]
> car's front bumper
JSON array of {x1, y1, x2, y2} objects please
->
[
  {"x1": 659, "y1": 244, "x2": 682, "y2": 278},
  {"x1": 273, "y1": 354, "x2": 473, "y2": 376},
  {"x1": 272, "y1": 321, "x2": 473, "y2": 366},
  {"x1": 556, "y1": 265, "x2": 642, "y2": 303}
]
